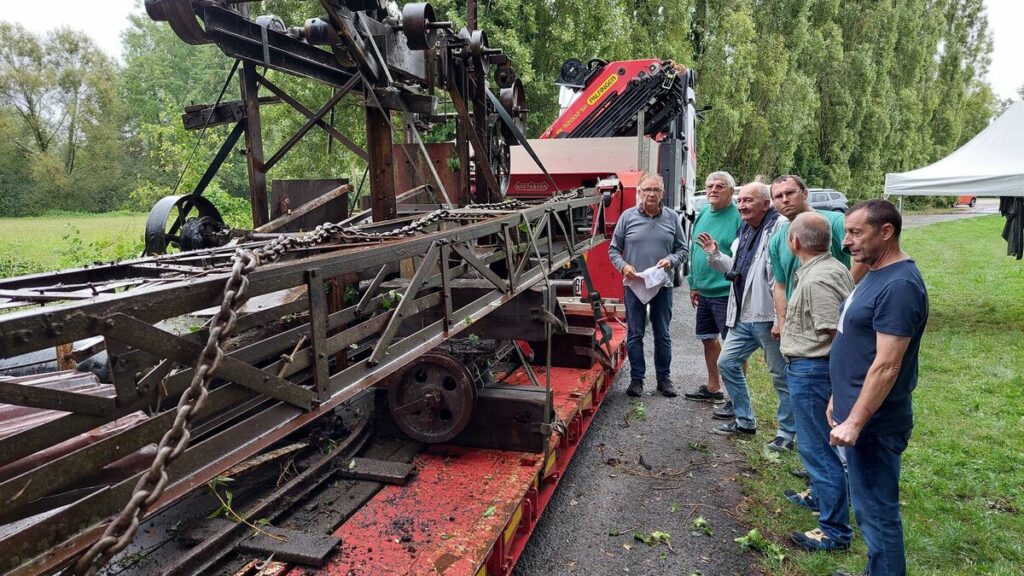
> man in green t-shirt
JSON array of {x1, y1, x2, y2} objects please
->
[
  {"x1": 684, "y1": 171, "x2": 742, "y2": 407},
  {"x1": 767, "y1": 175, "x2": 865, "y2": 340}
]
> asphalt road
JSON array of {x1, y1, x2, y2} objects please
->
[
  {"x1": 514, "y1": 289, "x2": 759, "y2": 576},
  {"x1": 902, "y1": 198, "x2": 999, "y2": 229}
]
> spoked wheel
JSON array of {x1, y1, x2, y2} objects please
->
[
  {"x1": 488, "y1": 120, "x2": 512, "y2": 196},
  {"x1": 144, "y1": 194, "x2": 226, "y2": 254},
  {"x1": 387, "y1": 352, "x2": 477, "y2": 443},
  {"x1": 491, "y1": 79, "x2": 526, "y2": 196}
]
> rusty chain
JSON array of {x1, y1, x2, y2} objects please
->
[
  {"x1": 75, "y1": 249, "x2": 258, "y2": 575},
  {"x1": 73, "y1": 190, "x2": 581, "y2": 575}
]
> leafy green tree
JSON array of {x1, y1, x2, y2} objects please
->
[{"x1": 0, "y1": 23, "x2": 129, "y2": 214}]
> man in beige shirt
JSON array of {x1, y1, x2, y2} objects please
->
[{"x1": 779, "y1": 212, "x2": 855, "y2": 553}]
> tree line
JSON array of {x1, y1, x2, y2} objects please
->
[{"x1": 0, "y1": 0, "x2": 1015, "y2": 219}]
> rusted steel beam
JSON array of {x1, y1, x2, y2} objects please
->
[
  {"x1": 0, "y1": 385, "x2": 252, "y2": 525},
  {"x1": 241, "y1": 61, "x2": 269, "y2": 227},
  {"x1": 306, "y1": 269, "x2": 331, "y2": 401},
  {"x1": 366, "y1": 104, "x2": 397, "y2": 221},
  {"x1": 97, "y1": 314, "x2": 316, "y2": 410},
  {"x1": 263, "y1": 75, "x2": 360, "y2": 170},
  {"x1": 256, "y1": 72, "x2": 368, "y2": 163},
  {"x1": 255, "y1": 183, "x2": 352, "y2": 233},
  {"x1": 0, "y1": 380, "x2": 115, "y2": 417},
  {"x1": 199, "y1": 5, "x2": 353, "y2": 85},
  {"x1": 448, "y1": 86, "x2": 501, "y2": 198}
]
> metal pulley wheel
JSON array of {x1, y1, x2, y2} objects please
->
[
  {"x1": 401, "y1": 2, "x2": 436, "y2": 50},
  {"x1": 494, "y1": 63, "x2": 516, "y2": 89},
  {"x1": 387, "y1": 352, "x2": 477, "y2": 443},
  {"x1": 468, "y1": 29, "x2": 489, "y2": 74},
  {"x1": 499, "y1": 78, "x2": 527, "y2": 140},
  {"x1": 144, "y1": 0, "x2": 210, "y2": 45},
  {"x1": 144, "y1": 194, "x2": 226, "y2": 254}
]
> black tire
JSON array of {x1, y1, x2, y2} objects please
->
[{"x1": 969, "y1": 198, "x2": 977, "y2": 208}]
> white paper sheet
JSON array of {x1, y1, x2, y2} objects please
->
[{"x1": 624, "y1": 266, "x2": 669, "y2": 304}]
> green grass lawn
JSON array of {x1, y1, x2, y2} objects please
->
[
  {"x1": 0, "y1": 212, "x2": 146, "y2": 276},
  {"x1": 737, "y1": 215, "x2": 1024, "y2": 575}
]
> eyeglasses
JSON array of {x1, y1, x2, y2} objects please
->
[
  {"x1": 707, "y1": 183, "x2": 728, "y2": 190},
  {"x1": 638, "y1": 187, "x2": 663, "y2": 195}
]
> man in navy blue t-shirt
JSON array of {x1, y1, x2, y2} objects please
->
[{"x1": 829, "y1": 199, "x2": 928, "y2": 576}]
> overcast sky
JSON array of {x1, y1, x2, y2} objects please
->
[{"x1": 3, "y1": 0, "x2": 1023, "y2": 100}]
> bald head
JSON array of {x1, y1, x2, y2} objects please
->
[
  {"x1": 736, "y1": 182, "x2": 771, "y2": 226},
  {"x1": 788, "y1": 211, "x2": 831, "y2": 256}
]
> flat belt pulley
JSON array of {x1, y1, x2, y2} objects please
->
[
  {"x1": 386, "y1": 352, "x2": 477, "y2": 443},
  {"x1": 144, "y1": 0, "x2": 210, "y2": 45},
  {"x1": 144, "y1": 194, "x2": 227, "y2": 254},
  {"x1": 498, "y1": 78, "x2": 527, "y2": 139}
]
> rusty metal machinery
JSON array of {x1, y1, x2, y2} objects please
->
[
  {"x1": 138, "y1": 0, "x2": 528, "y2": 255},
  {"x1": 0, "y1": 191, "x2": 603, "y2": 575},
  {"x1": 0, "y1": 2, "x2": 603, "y2": 574}
]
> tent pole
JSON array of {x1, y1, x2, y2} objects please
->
[{"x1": 898, "y1": 195, "x2": 903, "y2": 213}]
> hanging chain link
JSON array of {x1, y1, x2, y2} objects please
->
[
  {"x1": 75, "y1": 249, "x2": 257, "y2": 575},
  {"x1": 73, "y1": 190, "x2": 582, "y2": 575}
]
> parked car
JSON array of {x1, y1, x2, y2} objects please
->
[
  {"x1": 956, "y1": 194, "x2": 977, "y2": 207},
  {"x1": 808, "y1": 188, "x2": 849, "y2": 212}
]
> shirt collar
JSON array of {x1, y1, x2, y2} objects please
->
[
  {"x1": 795, "y1": 252, "x2": 832, "y2": 278},
  {"x1": 640, "y1": 205, "x2": 663, "y2": 218}
]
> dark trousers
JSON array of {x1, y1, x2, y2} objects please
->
[
  {"x1": 624, "y1": 286, "x2": 672, "y2": 382},
  {"x1": 786, "y1": 357, "x2": 851, "y2": 543},
  {"x1": 848, "y1": 430, "x2": 911, "y2": 576}
]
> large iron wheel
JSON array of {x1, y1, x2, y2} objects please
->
[
  {"x1": 387, "y1": 352, "x2": 477, "y2": 443},
  {"x1": 144, "y1": 194, "x2": 226, "y2": 254}
]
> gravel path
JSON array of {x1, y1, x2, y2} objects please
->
[{"x1": 514, "y1": 289, "x2": 759, "y2": 576}]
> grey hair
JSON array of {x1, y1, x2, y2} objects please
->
[
  {"x1": 743, "y1": 182, "x2": 770, "y2": 200},
  {"x1": 789, "y1": 212, "x2": 831, "y2": 253},
  {"x1": 705, "y1": 171, "x2": 736, "y2": 190},
  {"x1": 638, "y1": 172, "x2": 665, "y2": 190}
]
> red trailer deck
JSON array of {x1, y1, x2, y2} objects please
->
[{"x1": 275, "y1": 318, "x2": 626, "y2": 576}]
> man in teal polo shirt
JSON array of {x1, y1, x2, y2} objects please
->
[
  {"x1": 768, "y1": 175, "x2": 865, "y2": 341},
  {"x1": 684, "y1": 171, "x2": 742, "y2": 408}
]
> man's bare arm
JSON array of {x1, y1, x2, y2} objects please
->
[
  {"x1": 771, "y1": 282, "x2": 787, "y2": 339},
  {"x1": 830, "y1": 332, "x2": 912, "y2": 446}
]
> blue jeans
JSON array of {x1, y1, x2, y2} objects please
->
[
  {"x1": 716, "y1": 321, "x2": 794, "y2": 439},
  {"x1": 848, "y1": 430, "x2": 911, "y2": 576},
  {"x1": 624, "y1": 286, "x2": 672, "y2": 382},
  {"x1": 786, "y1": 358, "x2": 851, "y2": 543}
]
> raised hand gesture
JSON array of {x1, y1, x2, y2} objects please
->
[{"x1": 697, "y1": 232, "x2": 718, "y2": 254}]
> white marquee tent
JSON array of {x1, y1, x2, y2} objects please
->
[{"x1": 884, "y1": 100, "x2": 1024, "y2": 197}]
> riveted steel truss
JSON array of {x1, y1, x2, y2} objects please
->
[{"x1": 0, "y1": 192, "x2": 603, "y2": 575}]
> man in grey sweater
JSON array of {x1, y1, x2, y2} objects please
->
[{"x1": 608, "y1": 173, "x2": 688, "y2": 398}]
